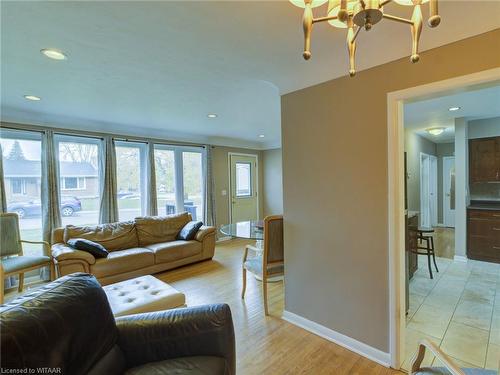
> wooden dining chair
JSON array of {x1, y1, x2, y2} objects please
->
[
  {"x1": 241, "y1": 215, "x2": 284, "y2": 315},
  {"x1": 0, "y1": 212, "x2": 55, "y2": 304}
]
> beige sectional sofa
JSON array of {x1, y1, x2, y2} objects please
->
[{"x1": 51, "y1": 212, "x2": 216, "y2": 285}]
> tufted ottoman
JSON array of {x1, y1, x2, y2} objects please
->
[{"x1": 102, "y1": 275, "x2": 186, "y2": 317}]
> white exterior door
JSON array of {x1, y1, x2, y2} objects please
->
[
  {"x1": 229, "y1": 154, "x2": 258, "y2": 223},
  {"x1": 443, "y1": 156, "x2": 455, "y2": 228}
]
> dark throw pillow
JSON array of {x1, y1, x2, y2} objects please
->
[
  {"x1": 177, "y1": 221, "x2": 203, "y2": 241},
  {"x1": 67, "y1": 238, "x2": 109, "y2": 258}
]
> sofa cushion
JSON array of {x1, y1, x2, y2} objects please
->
[
  {"x1": 91, "y1": 248, "x2": 154, "y2": 278},
  {"x1": 146, "y1": 240, "x2": 202, "y2": 264},
  {"x1": 135, "y1": 213, "x2": 191, "y2": 246},
  {"x1": 67, "y1": 238, "x2": 109, "y2": 258},
  {"x1": 64, "y1": 221, "x2": 139, "y2": 251},
  {"x1": 125, "y1": 356, "x2": 226, "y2": 375},
  {"x1": 177, "y1": 221, "x2": 203, "y2": 241}
]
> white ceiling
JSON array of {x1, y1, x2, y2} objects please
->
[
  {"x1": 1, "y1": 1, "x2": 499, "y2": 149},
  {"x1": 404, "y1": 84, "x2": 500, "y2": 143}
]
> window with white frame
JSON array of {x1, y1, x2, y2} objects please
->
[
  {"x1": 11, "y1": 178, "x2": 27, "y2": 195},
  {"x1": 61, "y1": 177, "x2": 86, "y2": 190},
  {"x1": 115, "y1": 141, "x2": 148, "y2": 220},
  {"x1": 154, "y1": 145, "x2": 205, "y2": 220},
  {"x1": 56, "y1": 135, "x2": 101, "y2": 226},
  {"x1": 0, "y1": 129, "x2": 43, "y2": 257},
  {"x1": 235, "y1": 162, "x2": 252, "y2": 197}
]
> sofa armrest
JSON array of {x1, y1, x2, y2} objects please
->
[
  {"x1": 51, "y1": 243, "x2": 96, "y2": 265},
  {"x1": 195, "y1": 226, "x2": 215, "y2": 242},
  {"x1": 116, "y1": 304, "x2": 235, "y2": 374}
]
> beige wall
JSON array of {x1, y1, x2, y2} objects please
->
[
  {"x1": 281, "y1": 30, "x2": 500, "y2": 352},
  {"x1": 405, "y1": 130, "x2": 437, "y2": 213},
  {"x1": 263, "y1": 148, "x2": 283, "y2": 216},
  {"x1": 211, "y1": 146, "x2": 264, "y2": 232}
]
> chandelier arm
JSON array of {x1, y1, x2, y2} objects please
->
[
  {"x1": 313, "y1": 15, "x2": 338, "y2": 24},
  {"x1": 410, "y1": 4, "x2": 423, "y2": 63},
  {"x1": 380, "y1": 0, "x2": 393, "y2": 7},
  {"x1": 302, "y1": 1, "x2": 314, "y2": 60},
  {"x1": 428, "y1": 0, "x2": 441, "y2": 27},
  {"x1": 346, "y1": 22, "x2": 357, "y2": 77},
  {"x1": 352, "y1": 26, "x2": 361, "y2": 43},
  {"x1": 382, "y1": 13, "x2": 413, "y2": 25}
]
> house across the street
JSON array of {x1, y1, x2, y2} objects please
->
[{"x1": 3, "y1": 159, "x2": 98, "y2": 201}]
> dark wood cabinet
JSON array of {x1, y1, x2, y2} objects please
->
[
  {"x1": 469, "y1": 137, "x2": 500, "y2": 183},
  {"x1": 467, "y1": 209, "x2": 500, "y2": 263}
]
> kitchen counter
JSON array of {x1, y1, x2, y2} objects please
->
[{"x1": 467, "y1": 201, "x2": 500, "y2": 211}]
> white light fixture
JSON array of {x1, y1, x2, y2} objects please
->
[
  {"x1": 40, "y1": 48, "x2": 67, "y2": 60},
  {"x1": 259, "y1": 134, "x2": 265, "y2": 138},
  {"x1": 24, "y1": 95, "x2": 41, "y2": 101},
  {"x1": 207, "y1": 114, "x2": 217, "y2": 118},
  {"x1": 427, "y1": 127, "x2": 445, "y2": 136},
  {"x1": 448, "y1": 106, "x2": 461, "y2": 111}
]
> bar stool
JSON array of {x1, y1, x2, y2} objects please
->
[{"x1": 415, "y1": 227, "x2": 439, "y2": 279}]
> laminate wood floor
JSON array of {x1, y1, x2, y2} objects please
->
[{"x1": 155, "y1": 238, "x2": 403, "y2": 375}]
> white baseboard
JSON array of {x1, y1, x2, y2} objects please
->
[
  {"x1": 453, "y1": 255, "x2": 468, "y2": 262},
  {"x1": 282, "y1": 310, "x2": 391, "y2": 367}
]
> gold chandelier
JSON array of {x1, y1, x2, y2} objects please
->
[{"x1": 290, "y1": 0, "x2": 441, "y2": 76}]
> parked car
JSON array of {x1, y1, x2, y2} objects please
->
[{"x1": 7, "y1": 196, "x2": 82, "y2": 219}]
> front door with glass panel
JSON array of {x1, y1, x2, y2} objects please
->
[{"x1": 229, "y1": 154, "x2": 258, "y2": 223}]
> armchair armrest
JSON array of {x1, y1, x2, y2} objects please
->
[
  {"x1": 51, "y1": 243, "x2": 96, "y2": 265},
  {"x1": 20, "y1": 240, "x2": 50, "y2": 257},
  {"x1": 410, "y1": 339, "x2": 465, "y2": 375},
  {"x1": 195, "y1": 226, "x2": 216, "y2": 242},
  {"x1": 116, "y1": 304, "x2": 235, "y2": 374}
]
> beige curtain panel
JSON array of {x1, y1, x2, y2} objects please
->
[
  {"x1": 99, "y1": 136, "x2": 119, "y2": 224},
  {"x1": 203, "y1": 145, "x2": 216, "y2": 227},
  {"x1": 146, "y1": 142, "x2": 158, "y2": 216},
  {"x1": 41, "y1": 130, "x2": 61, "y2": 243},
  {"x1": 0, "y1": 144, "x2": 7, "y2": 213}
]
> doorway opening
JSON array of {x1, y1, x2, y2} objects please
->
[{"x1": 388, "y1": 68, "x2": 500, "y2": 371}]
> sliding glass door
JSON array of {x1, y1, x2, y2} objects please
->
[{"x1": 154, "y1": 145, "x2": 204, "y2": 220}]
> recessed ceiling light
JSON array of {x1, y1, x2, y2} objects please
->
[
  {"x1": 258, "y1": 134, "x2": 265, "y2": 138},
  {"x1": 40, "y1": 48, "x2": 67, "y2": 60},
  {"x1": 448, "y1": 106, "x2": 461, "y2": 111},
  {"x1": 24, "y1": 95, "x2": 41, "y2": 101},
  {"x1": 427, "y1": 127, "x2": 445, "y2": 136},
  {"x1": 207, "y1": 114, "x2": 217, "y2": 118}
]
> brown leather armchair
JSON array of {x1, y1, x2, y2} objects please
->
[{"x1": 0, "y1": 273, "x2": 235, "y2": 375}]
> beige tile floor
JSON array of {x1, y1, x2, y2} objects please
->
[{"x1": 403, "y1": 255, "x2": 500, "y2": 371}]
